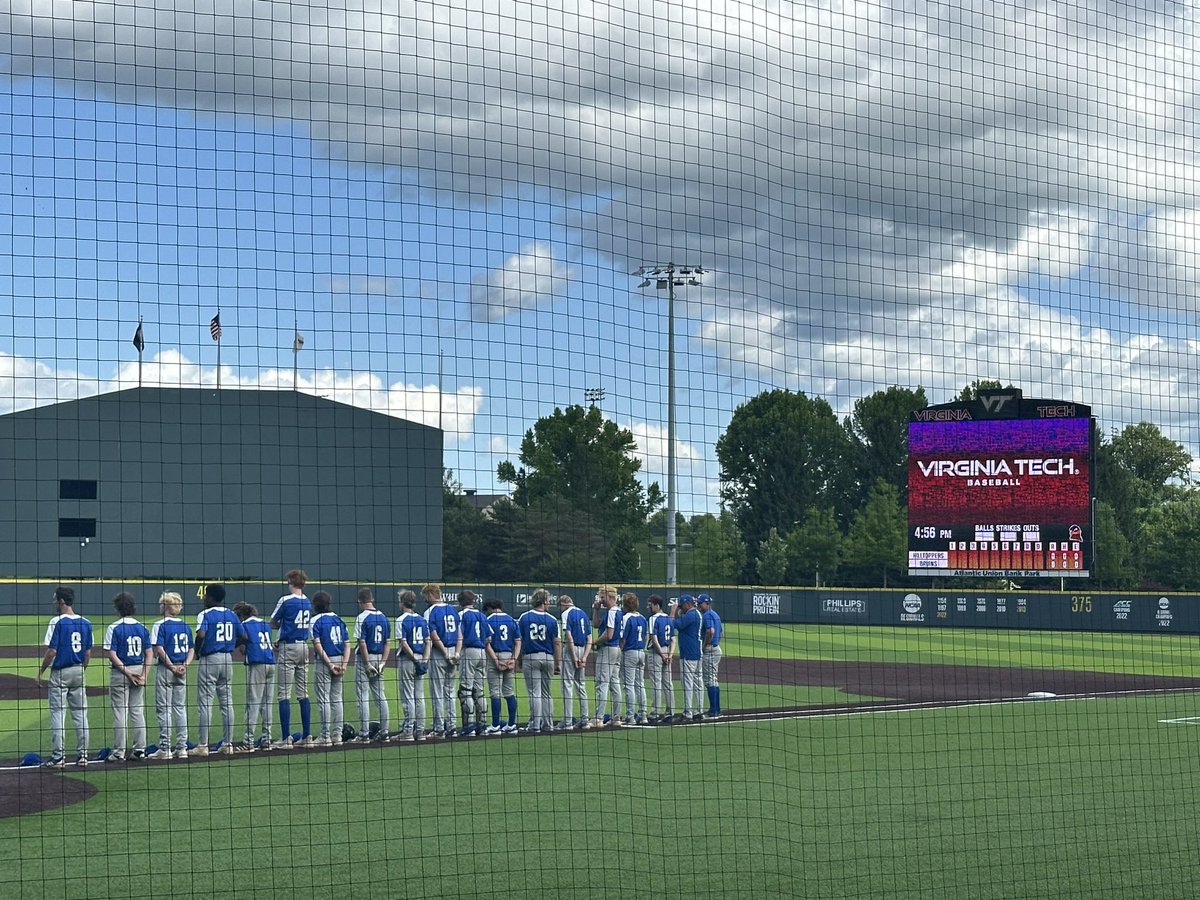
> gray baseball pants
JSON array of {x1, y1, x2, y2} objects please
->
[
  {"x1": 397, "y1": 657, "x2": 427, "y2": 735},
  {"x1": 109, "y1": 664, "x2": 146, "y2": 753},
  {"x1": 523, "y1": 653, "x2": 555, "y2": 730},
  {"x1": 680, "y1": 657, "x2": 703, "y2": 717},
  {"x1": 276, "y1": 642, "x2": 309, "y2": 699},
  {"x1": 313, "y1": 663, "x2": 345, "y2": 740},
  {"x1": 354, "y1": 654, "x2": 389, "y2": 735},
  {"x1": 647, "y1": 652, "x2": 675, "y2": 717},
  {"x1": 48, "y1": 665, "x2": 89, "y2": 759},
  {"x1": 621, "y1": 649, "x2": 647, "y2": 719},
  {"x1": 155, "y1": 663, "x2": 189, "y2": 751},
  {"x1": 458, "y1": 647, "x2": 487, "y2": 728},
  {"x1": 593, "y1": 645, "x2": 621, "y2": 720},
  {"x1": 244, "y1": 663, "x2": 274, "y2": 743},
  {"x1": 560, "y1": 645, "x2": 590, "y2": 723},
  {"x1": 702, "y1": 646, "x2": 723, "y2": 686},
  {"x1": 196, "y1": 652, "x2": 234, "y2": 745},
  {"x1": 487, "y1": 652, "x2": 515, "y2": 698},
  {"x1": 429, "y1": 651, "x2": 456, "y2": 732}
]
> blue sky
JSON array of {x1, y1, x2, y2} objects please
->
[{"x1": 3, "y1": 0, "x2": 1200, "y2": 511}]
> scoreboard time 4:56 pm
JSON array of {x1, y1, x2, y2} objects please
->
[{"x1": 907, "y1": 390, "x2": 1094, "y2": 579}]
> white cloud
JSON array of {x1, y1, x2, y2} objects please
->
[
  {"x1": 469, "y1": 242, "x2": 574, "y2": 322},
  {"x1": 626, "y1": 419, "x2": 706, "y2": 482},
  {"x1": 0, "y1": 348, "x2": 483, "y2": 440}
]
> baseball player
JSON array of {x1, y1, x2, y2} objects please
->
[
  {"x1": 194, "y1": 583, "x2": 242, "y2": 756},
  {"x1": 37, "y1": 586, "x2": 93, "y2": 768},
  {"x1": 672, "y1": 594, "x2": 704, "y2": 722},
  {"x1": 270, "y1": 569, "x2": 313, "y2": 747},
  {"x1": 233, "y1": 602, "x2": 275, "y2": 752},
  {"x1": 698, "y1": 593, "x2": 724, "y2": 718},
  {"x1": 515, "y1": 589, "x2": 560, "y2": 733},
  {"x1": 423, "y1": 584, "x2": 461, "y2": 737},
  {"x1": 395, "y1": 589, "x2": 430, "y2": 741},
  {"x1": 456, "y1": 590, "x2": 490, "y2": 737},
  {"x1": 102, "y1": 591, "x2": 152, "y2": 761},
  {"x1": 645, "y1": 595, "x2": 675, "y2": 723},
  {"x1": 619, "y1": 593, "x2": 648, "y2": 725},
  {"x1": 149, "y1": 591, "x2": 194, "y2": 760},
  {"x1": 352, "y1": 588, "x2": 391, "y2": 743},
  {"x1": 310, "y1": 590, "x2": 351, "y2": 746},
  {"x1": 556, "y1": 594, "x2": 592, "y2": 729},
  {"x1": 590, "y1": 584, "x2": 623, "y2": 726},
  {"x1": 483, "y1": 598, "x2": 520, "y2": 734}
]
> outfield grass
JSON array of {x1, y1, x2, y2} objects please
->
[{"x1": 3, "y1": 692, "x2": 1200, "y2": 898}]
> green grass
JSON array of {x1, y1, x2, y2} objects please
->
[
  {"x1": 4, "y1": 693, "x2": 1200, "y2": 898},
  {"x1": 5, "y1": 617, "x2": 1200, "y2": 897}
]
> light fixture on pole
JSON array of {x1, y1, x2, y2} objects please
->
[
  {"x1": 632, "y1": 262, "x2": 706, "y2": 586},
  {"x1": 584, "y1": 387, "x2": 605, "y2": 407}
]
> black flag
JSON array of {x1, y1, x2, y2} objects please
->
[{"x1": 132, "y1": 321, "x2": 145, "y2": 353}]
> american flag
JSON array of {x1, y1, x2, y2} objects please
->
[{"x1": 210, "y1": 313, "x2": 222, "y2": 341}]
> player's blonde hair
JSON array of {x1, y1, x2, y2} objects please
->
[
  {"x1": 421, "y1": 583, "x2": 442, "y2": 600},
  {"x1": 597, "y1": 584, "x2": 617, "y2": 598},
  {"x1": 159, "y1": 591, "x2": 183, "y2": 616}
]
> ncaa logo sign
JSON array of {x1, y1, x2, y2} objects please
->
[{"x1": 900, "y1": 593, "x2": 925, "y2": 623}]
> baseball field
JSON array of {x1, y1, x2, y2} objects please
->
[{"x1": 3, "y1": 618, "x2": 1199, "y2": 898}]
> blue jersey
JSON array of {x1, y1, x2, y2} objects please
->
[
  {"x1": 621, "y1": 612, "x2": 648, "y2": 651},
  {"x1": 486, "y1": 613, "x2": 519, "y2": 654},
  {"x1": 459, "y1": 607, "x2": 490, "y2": 649},
  {"x1": 196, "y1": 606, "x2": 243, "y2": 655},
  {"x1": 354, "y1": 609, "x2": 391, "y2": 654},
  {"x1": 674, "y1": 608, "x2": 703, "y2": 660},
  {"x1": 44, "y1": 614, "x2": 93, "y2": 668},
  {"x1": 103, "y1": 618, "x2": 151, "y2": 668},
  {"x1": 271, "y1": 593, "x2": 313, "y2": 642},
  {"x1": 241, "y1": 618, "x2": 276, "y2": 665},
  {"x1": 561, "y1": 606, "x2": 591, "y2": 649},
  {"x1": 151, "y1": 617, "x2": 193, "y2": 664},
  {"x1": 597, "y1": 606, "x2": 623, "y2": 648},
  {"x1": 425, "y1": 603, "x2": 460, "y2": 651},
  {"x1": 702, "y1": 609, "x2": 723, "y2": 648},
  {"x1": 649, "y1": 612, "x2": 673, "y2": 650},
  {"x1": 398, "y1": 612, "x2": 428, "y2": 655},
  {"x1": 518, "y1": 608, "x2": 558, "y2": 655},
  {"x1": 312, "y1": 612, "x2": 349, "y2": 659}
]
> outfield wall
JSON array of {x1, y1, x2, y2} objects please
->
[{"x1": 1, "y1": 582, "x2": 1197, "y2": 635}]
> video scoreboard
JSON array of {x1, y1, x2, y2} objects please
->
[{"x1": 907, "y1": 390, "x2": 1095, "y2": 578}]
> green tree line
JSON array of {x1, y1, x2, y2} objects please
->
[{"x1": 443, "y1": 384, "x2": 1198, "y2": 590}]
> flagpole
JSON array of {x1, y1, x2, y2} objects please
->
[
  {"x1": 216, "y1": 309, "x2": 222, "y2": 389},
  {"x1": 136, "y1": 317, "x2": 143, "y2": 388},
  {"x1": 293, "y1": 318, "x2": 299, "y2": 390}
]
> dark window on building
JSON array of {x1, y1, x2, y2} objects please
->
[
  {"x1": 59, "y1": 480, "x2": 98, "y2": 500},
  {"x1": 58, "y1": 518, "x2": 97, "y2": 538}
]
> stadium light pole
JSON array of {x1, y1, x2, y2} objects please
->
[{"x1": 633, "y1": 262, "x2": 705, "y2": 586}]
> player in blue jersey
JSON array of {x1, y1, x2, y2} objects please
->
[
  {"x1": 483, "y1": 598, "x2": 520, "y2": 734},
  {"x1": 591, "y1": 584, "x2": 623, "y2": 727},
  {"x1": 271, "y1": 569, "x2": 313, "y2": 747},
  {"x1": 456, "y1": 590, "x2": 490, "y2": 736},
  {"x1": 102, "y1": 591, "x2": 152, "y2": 761},
  {"x1": 516, "y1": 589, "x2": 561, "y2": 733},
  {"x1": 556, "y1": 594, "x2": 592, "y2": 729},
  {"x1": 311, "y1": 591, "x2": 352, "y2": 746},
  {"x1": 37, "y1": 587, "x2": 93, "y2": 768},
  {"x1": 149, "y1": 592, "x2": 194, "y2": 760},
  {"x1": 619, "y1": 593, "x2": 648, "y2": 725},
  {"x1": 233, "y1": 602, "x2": 275, "y2": 752},
  {"x1": 645, "y1": 595, "x2": 675, "y2": 724},
  {"x1": 698, "y1": 593, "x2": 724, "y2": 718},
  {"x1": 353, "y1": 588, "x2": 391, "y2": 743},
  {"x1": 395, "y1": 590, "x2": 431, "y2": 741},
  {"x1": 423, "y1": 584, "x2": 461, "y2": 737},
  {"x1": 672, "y1": 594, "x2": 704, "y2": 722},
  {"x1": 194, "y1": 583, "x2": 243, "y2": 756}
]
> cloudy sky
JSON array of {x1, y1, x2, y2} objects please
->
[{"x1": 2, "y1": 0, "x2": 1198, "y2": 510}]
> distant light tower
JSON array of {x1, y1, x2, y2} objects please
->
[
  {"x1": 633, "y1": 262, "x2": 705, "y2": 586},
  {"x1": 584, "y1": 387, "x2": 605, "y2": 408}
]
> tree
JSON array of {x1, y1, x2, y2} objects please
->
[
  {"x1": 755, "y1": 527, "x2": 790, "y2": 585},
  {"x1": 786, "y1": 507, "x2": 843, "y2": 587},
  {"x1": 717, "y1": 390, "x2": 851, "y2": 572},
  {"x1": 1138, "y1": 492, "x2": 1200, "y2": 590},
  {"x1": 955, "y1": 379, "x2": 1015, "y2": 401},
  {"x1": 686, "y1": 512, "x2": 747, "y2": 585},
  {"x1": 479, "y1": 495, "x2": 611, "y2": 583},
  {"x1": 844, "y1": 386, "x2": 928, "y2": 504},
  {"x1": 841, "y1": 481, "x2": 907, "y2": 587},
  {"x1": 442, "y1": 469, "x2": 487, "y2": 580},
  {"x1": 1109, "y1": 422, "x2": 1191, "y2": 490},
  {"x1": 497, "y1": 404, "x2": 662, "y2": 579},
  {"x1": 1090, "y1": 500, "x2": 1135, "y2": 588}
]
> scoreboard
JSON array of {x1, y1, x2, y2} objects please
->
[{"x1": 907, "y1": 390, "x2": 1095, "y2": 578}]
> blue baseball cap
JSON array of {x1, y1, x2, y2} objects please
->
[
  {"x1": 697, "y1": 593, "x2": 714, "y2": 605},
  {"x1": 678, "y1": 594, "x2": 696, "y2": 605}
]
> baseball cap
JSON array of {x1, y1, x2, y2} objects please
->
[
  {"x1": 697, "y1": 593, "x2": 713, "y2": 605},
  {"x1": 678, "y1": 594, "x2": 696, "y2": 605}
]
